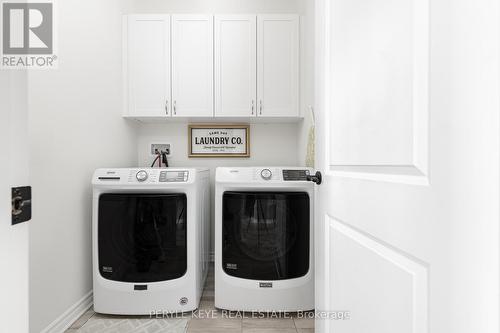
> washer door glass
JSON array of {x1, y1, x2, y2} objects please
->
[
  {"x1": 222, "y1": 191, "x2": 310, "y2": 280},
  {"x1": 98, "y1": 193, "x2": 187, "y2": 283}
]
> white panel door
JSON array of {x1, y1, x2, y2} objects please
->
[
  {"x1": 257, "y1": 15, "x2": 299, "y2": 117},
  {"x1": 172, "y1": 15, "x2": 214, "y2": 117},
  {"x1": 0, "y1": 72, "x2": 30, "y2": 333},
  {"x1": 314, "y1": 0, "x2": 500, "y2": 333},
  {"x1": 126, "y1": 15, "x2": 171, "y2": 117},
  {"x1": 215, "y1": 15, "x2": 257, "y2": 117}
]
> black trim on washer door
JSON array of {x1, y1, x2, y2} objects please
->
[
  {"x1": 222, "y1": 191, "x2": 310, "y2": 280},
  {"x1": 98, "y1": 193, "x2": 187, "y2": 283}
]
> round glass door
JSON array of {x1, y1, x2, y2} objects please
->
[
  {"x1": 222, "y1": 191, "x2": 310, "y2": 280},
  {"x1": 98, "y1": 193, "x2": 187, "y2": 283}
]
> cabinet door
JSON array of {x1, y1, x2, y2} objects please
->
[
  {"x1": 126, "y1": 15, "x2": 171, "y2": 117},
  {"x1": 172, "y1": 15, "x2": 214, "y2": 117},
  {"x1": 215, "y1": 15, "x2": 257, "y2": 117},
  {"x1": 257, "y1": 15, "x2": 299, "y2": 117}
]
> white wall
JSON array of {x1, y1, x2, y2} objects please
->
[
  {"x1": 130, "y1": 0, "x2": 298, "y2": 13},
  {"x1": 28, "y1": 0, "x2": 137, "y2": 332},
  {"x1": 137, "y1": 123, "x2": 300, "y2": 251},
  {"x1": 297, "y1": 0, "x2": 316, "y2": 167},
  {"x1": 0, "y1": 71, "x2": 30, "y2": 333},
  {"x1": 444, "y1": 0, "x2": 500, "y2": 331}
]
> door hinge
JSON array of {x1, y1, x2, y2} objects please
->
[{"x1": 12, "y1": 186, "x2": 31, "y2": 225}]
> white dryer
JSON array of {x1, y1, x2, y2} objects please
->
[
  {"x1": 92, "y1": 168, "x2": 210, "y2": 315},
  {"x1": 215, "y1": 167, "x2": 314, "y2": 312}
]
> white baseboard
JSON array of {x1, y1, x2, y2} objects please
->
[{"x1": 40, "y1": 291, "x2": 93, "y2": 333}]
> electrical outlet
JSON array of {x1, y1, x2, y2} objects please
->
[{"x1": 151, "y1": 143, "x2": 171, "y2": 156}]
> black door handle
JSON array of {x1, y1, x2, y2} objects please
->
[
  {"x1": 12, "y1": 186, "x2": 32, "y2": 225},
  {"x1": 306, "y1": 171, "x2": 322, "y2": 185}
]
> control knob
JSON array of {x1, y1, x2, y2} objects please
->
[
  {"x1": 261, "y1": 169, "x2": 272, "y2": 180},
  {"x1": 136, "y1": 170, "x2": 148, "y2": 182}
]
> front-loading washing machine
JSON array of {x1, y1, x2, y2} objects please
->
[
  {"x1": 92, "y1": 168, "x2": 210, "y2": 315},
  {"x1": 215, "y1": 167, "x2": 314, "y2": 312}
]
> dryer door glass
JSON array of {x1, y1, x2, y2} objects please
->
[
  {"x1": 222, "y1": 191, "x2": 310, "y2": 280},
  {"x1": 98, "y1": 193, "x2": 187, "y2": 283}
]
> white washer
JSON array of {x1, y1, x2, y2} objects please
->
[
  {"x1": 92, "y1": 168, "x2": 210, "y2": 315},
  {"x1": 215, "y1": 167, "x2": 314, "y2": 312}
]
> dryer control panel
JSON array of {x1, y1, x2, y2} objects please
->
[
  {"x1": 159, "y1": 170, "x2": 189, "y2": 182},
  {"x1": 217, "y1": 167, "x2": 314, "y2": 183},
  {"x1": 130, "y1": 170, "x2": 189, "y2": 183},
  {"x1": 282, "y1": 169, "x2": 310, "y2": 181}
]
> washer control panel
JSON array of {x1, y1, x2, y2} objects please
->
[
  {"x1": 125, "y1": 169, "x2": 190, "y2": 183},
  {"x1": 159, "y1": 170, "x2": 189, "y2": 182},
  {"x1": 282, "y1": 169, "x2": 310, "y2": 181},
  {"x1": 93, "y1": 169, "x2": 198, "y2": 185}
]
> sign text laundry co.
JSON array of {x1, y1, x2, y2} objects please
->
[{"x1": 194, "y1": 136, "x2": 243, "y2": 145}]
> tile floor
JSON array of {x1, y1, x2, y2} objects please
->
[{"x1": 66, "y1": 265, "x2": 314, "y2": 333}]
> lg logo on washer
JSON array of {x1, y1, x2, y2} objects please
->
[{"x1": 1, "y1": 0, "x2": 57, "y2": 68}]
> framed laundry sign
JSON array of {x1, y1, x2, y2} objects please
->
[{"x1": 188, "y1": 124, "x2": 250, "y2": 158}]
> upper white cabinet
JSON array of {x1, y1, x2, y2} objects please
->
[
  {"x1": 123, "y1": 14, "x2": 299, "y2": 120},
  {"x1": 215, "y1": 15, "x2": 257, "y2": 117},
  {"x1": 172, "y1": 15, "x2": 214, "y2": 117},
  {"x1": 125, "y1": 15, "x2": 171, "y2": 117},
  {"x1": 257, "y1": 15, "x2": 299, "y2": 117}
]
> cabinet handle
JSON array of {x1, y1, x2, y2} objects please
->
[
  {"x1": 259, "y1": 100, "x2": 263, "y2": 115},
  {"x1": 173, "y1": 100, "x2": 177, "y2": 115},
  {"x1": 251, "y1": 100, "x2": 254, "y2": 115},
  {"x1": 165, "y1": 100, "x2": 169, "y2": 115}
]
